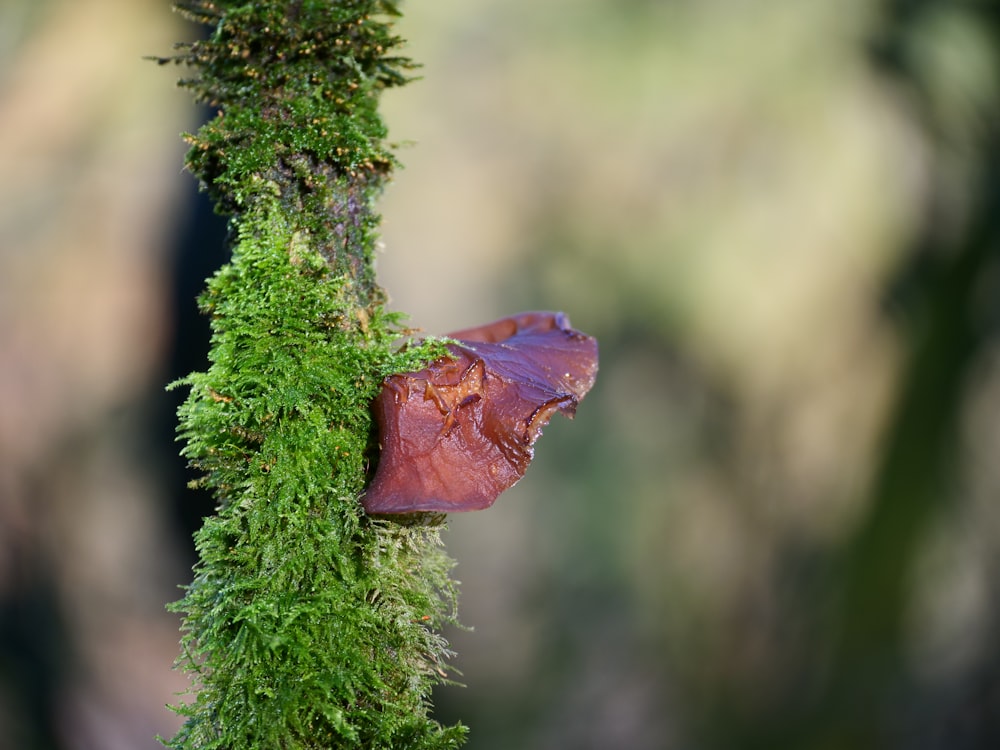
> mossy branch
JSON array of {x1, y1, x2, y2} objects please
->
[{"x1": 158, "y1": 2, "x2": 466, "y2": 747}]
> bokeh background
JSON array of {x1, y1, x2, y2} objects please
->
[{"x1": 2, "y1": 0, "x2": 999, "y2": 748}]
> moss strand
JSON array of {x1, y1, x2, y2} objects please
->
[{"x1": 160, "y1": 2, "x2": 465, "y2": 747}]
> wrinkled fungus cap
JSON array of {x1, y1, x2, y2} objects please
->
[{"x1": 363, "y1": 311, "x2": 599, "y2": 513}]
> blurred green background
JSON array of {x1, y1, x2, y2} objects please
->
[{"x1": 2, "y1": 0, "x2": 999, "y2": 748}]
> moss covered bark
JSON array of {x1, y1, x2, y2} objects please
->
[{"x1": 160, "y1": 2, "x2": 466, "y2": 747}]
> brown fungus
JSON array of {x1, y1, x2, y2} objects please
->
[{"x1": 363, "y1": 311, "x2": 599, "y2": 513}]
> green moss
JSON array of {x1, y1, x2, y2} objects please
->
[{"x1": 161, "y1": 2, "x2": 465, "y2": 747}]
